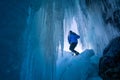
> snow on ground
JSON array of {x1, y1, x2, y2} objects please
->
[{"x1": 56, "y1": 49, "x2": 102, "y2": 80}]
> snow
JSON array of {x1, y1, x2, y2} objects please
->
[{"x1": 56, "y1": 49, "x2": 102, "y2": 80}]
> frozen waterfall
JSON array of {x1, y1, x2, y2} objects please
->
[{"x1": 0, "y1": 0, "x2": 120, "y2": 80}]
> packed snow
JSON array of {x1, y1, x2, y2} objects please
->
[{"x1": 56, "y1": 49, "x2": 102, "y2": 80}]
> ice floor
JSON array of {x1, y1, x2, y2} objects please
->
[{"x1": 56, "y1": 49, "x2": 102, "y2": 80}]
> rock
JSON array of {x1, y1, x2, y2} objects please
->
[{"x1": 99, "y1": 37, "x2": 120, "y2": 80}]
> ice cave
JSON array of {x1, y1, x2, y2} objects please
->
[{"x1": 0, "y1": 0, "x2": 120, "y2": 80}]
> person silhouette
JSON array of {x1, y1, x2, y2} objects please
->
[{"x1": 68, "y1": 30, "x2": 80, "y2": 55}]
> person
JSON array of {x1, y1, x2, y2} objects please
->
[{"x1": 68, "y1": 30, "x2": 80, "y2": 55}]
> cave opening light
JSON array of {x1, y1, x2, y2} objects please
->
[{"x1": 63, "y1": 17, "x2": 83, "y2": 53}]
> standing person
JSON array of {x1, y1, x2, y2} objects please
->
[{"x1": 68, "y1": 30, "x2": 80, "y2": 55}]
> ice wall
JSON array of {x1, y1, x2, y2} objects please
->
[
  {"x1": 20, "y1": 1, "x2": 64, "y2": 80},
  {"x1": 1, "y1": 0, "x2": 120, "y2": 80},
  {"x1": 60, "y1": 0, "x2": 120, "y2": 56},
  {"x1": 69, "y1": 0, "x2": 120, "y2": 55},
  {"x1": 0, "y1": 1, "x2": 31, "y2": 80}
]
